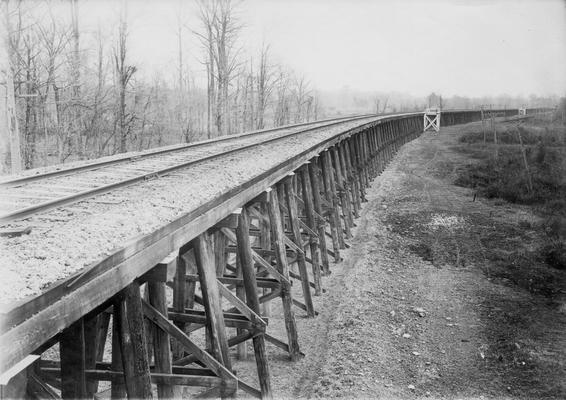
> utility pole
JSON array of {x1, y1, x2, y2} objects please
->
[{"x1": 0, "y1": 3, "x2": 22, "y2": 174}]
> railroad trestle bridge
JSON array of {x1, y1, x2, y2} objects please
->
[{"x1": 0, "y1": 108, "x2": 546, "y2": 399}]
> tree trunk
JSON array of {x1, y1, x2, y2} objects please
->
[
  {"x1": 0, "y1": 8, "x2": 22, "y2": 173},
  {"x1": 70, "y1": 0, "x2": 83, "y2": 158}
]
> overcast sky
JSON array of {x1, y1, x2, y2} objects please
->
[{"x1": 72, "y1": 0, "x2": 566, "y2": 97}]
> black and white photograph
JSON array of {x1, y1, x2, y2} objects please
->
[{"x1": 0, "y1": 0, "x2": 565, "y2": 399}]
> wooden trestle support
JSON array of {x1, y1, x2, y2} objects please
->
[{"x1": 13, "y1": 116, "x2": 424, "y2": 400}]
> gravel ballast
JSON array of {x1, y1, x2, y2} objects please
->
[{"x1": 0, "y1": 117, "x2": 379, "y2": 307}]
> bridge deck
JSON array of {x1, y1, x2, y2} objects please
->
[{"x1": 0, "y1": 116, "x2": 378, "y2": 307}]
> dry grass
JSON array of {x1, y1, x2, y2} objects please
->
[{"x1": 454, "y1": 119, "x2": 566, "y2": 270}]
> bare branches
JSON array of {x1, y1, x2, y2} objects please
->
[
  {"x1": 196, "y1": 0, "x2": 243, "y2": 136},
  {"x1": 3, "y1": 0, "x2": 327, "y2": 172},
  {"x1": 0, "y1": 0, "x2": 22, "y2": 173},
  {"x1": 113, "y1": 1, "x2": 137, "y2": 154}
]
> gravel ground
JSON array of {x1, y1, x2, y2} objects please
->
[
  {"x1": 0, "y1": 117, "x2": 378, "y2": 307},
  {"x1": 229, "y1": 122, "x2": 565, "y2": 399}
]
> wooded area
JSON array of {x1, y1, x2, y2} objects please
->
[
  {"x1": 0, "y1": 0, "x2": 560, "y2": 174},
  {"x1": 0, "y1": 0, "x2": 324, "y2": 173}
]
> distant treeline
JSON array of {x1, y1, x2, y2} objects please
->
[{"x1": 0, "y1": 0, "x2": 560, "y2": 172}]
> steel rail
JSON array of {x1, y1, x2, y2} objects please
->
[
  {"x1": 0, "y1": 114, "x2": 394, "y2": 225},
  {"x1": 0, "y1": 114, "x2": 377, "y2": 188},
  {"x1": 0, "y1": 111, "x2": 422, "y2": 337}
]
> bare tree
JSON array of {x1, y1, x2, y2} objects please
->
[
  {"x1": 4, "y1": 0, "x2": 330, "y2": 172},
  {"x1": 113, "y1": 0, "x2": 136, "y2": 153},
  {"x1": 0, "y1": 1, "x2": 22, "y2": 173},
  {"x1": 255, "y1": 43, "x2": 275, "y2": 129},
  {"x1": 273, "y1": 67, "x2": 291, "y2": 126},
  {"x1": 36, "y1": 10, "x2": 71, "y2": 162},
  {"x1": 17, "y1": 29, "x2": 41, "y2": 168},
  {"x1": 69, "y1": 0, "x2": 83, "y2": 157},
  {"x1": 86, "y1": 25, "x2": 112, "y2": 157},
  {"x1": 196, "y1": 0, "x2": 242, "y2": 137},
  {"x1": 292, "y1": 74, "x2": 311, "y2": 123},
  {"x1": 195, "y1": 1, "x2": 216, "y2": 138},
  {"x1": 176, "y1": 14, "x2": 193, "y2": 143}
]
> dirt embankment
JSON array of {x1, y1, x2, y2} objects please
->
[{"x1": 243, "y1": 121, "x2": 566, "y2": 400}]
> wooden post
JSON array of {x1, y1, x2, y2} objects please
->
[
  {"x1": 94, "y1": 311, "x2": 111, "y2": 379},
  {"x1": 283, "y1": 175, "x2": 315, "y2": 317},
  {"x1": 384, "y1": 122, "x2": 391, "y2": 163},
  {"x1": 333, "y1": 145, "x2": 354, "y2": 235},
  {"x1": 236, "y1": 207, "x2": 272, "y2": 399},
  {"x1": 389, "y1": 122, "x2": 394, "y2": 159},
  {"x1": 393, "y1": 121, "x2": 399, "y2": 152},
  {"x1": 299, "y1": 165, "x2": 322, "y2": 295},
  {"x1": 362, "y1": 132, "x2": 371, "y2": 187},
  {"x1": 389, "y1": 122, "x2": 395, "y2": 160},
  {"x1": 308, "y1": 158, "x2": 331, "y2": 274},
  {"x1": 349, "y1": 137, "x2": 366, "y2": 203},
  {"x1": 214, "y1": 230, "x2": 228, "y2": 276},
  {"x1": 331, "y1": 146, "x2": 351, "y2": 238},
  {"x1": 370, "y1": 126, "x2": 378, "y2": 174},
  {"x1": 172, "y1": 245, "x2": 188, "y2": 359},
  {"x1": 380, "y1": 124, "x2": 386, "y2": 162},
  {"x1": 377, "y1": 125, "x2": 384, "y2": 173},
  {"x1": 147, "y1": 279, "x2": 175, "y2": 399},
  {"x1": 342, "y1": 140, "x2": 361, "y2": 218},
  {"x1": 259, "y1": 202, "x2": 273, "y2": 317},
  {"x1": 111, "y1": 311, "x2": 126, "y2": 399},
  {"x1": 491, "y1": 106, "x2": 499, "y2": 160},
  {"x1": 84, "y1": 314, "x2": 103, "y2": 397},
  {"x1": 143, "y1": 285, "x2": 155, "y2": 368},
  {"x1": 117, "y1": 283, "x2": 153, "y2": 400},
  {"x1": 354, "y1": 134, "x2": 369, "y2": 193},
  {"x1": 192, "y1": 233, "x2": 232, "y2": 370},
  {"x1": 516, "y1": 126, "x2": 534, "y2": 193},
  {"x1": 266, "y1": 188, "x2": 301, "y2": 360},
  {"x1": 321, "y1": 150, "x2": 344, "y2": 255},
  {"x1": 60, "y1": 319, "x2": 87, "y2": 399},
  {"x1": 235, "y1": 229, "x2": 247, "y2": 360},
  {"x1": 367, "y1": 127, "x2": 377, "y2": 178}
]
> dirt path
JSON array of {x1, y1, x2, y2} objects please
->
[{"x1": 248, "y1": 121, "x2": 565, "y2": 399}]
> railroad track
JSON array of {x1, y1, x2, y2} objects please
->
[{"x1": 0, "y1": 114, "x2": 379, "y2": 225}]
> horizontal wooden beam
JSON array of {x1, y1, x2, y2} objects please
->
[
  {"x1": 84, "y1": 369, "x2": 230, "y2": 388},
  {"x1": 168, "y1": 311, "x2": 264, "y2": 330},
  {"x1": 41, "y1": 361, "x2": 215, "y2": 377},
  {"x1": 217, "y1": 276, "x2": 281, "y2": 289}
]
